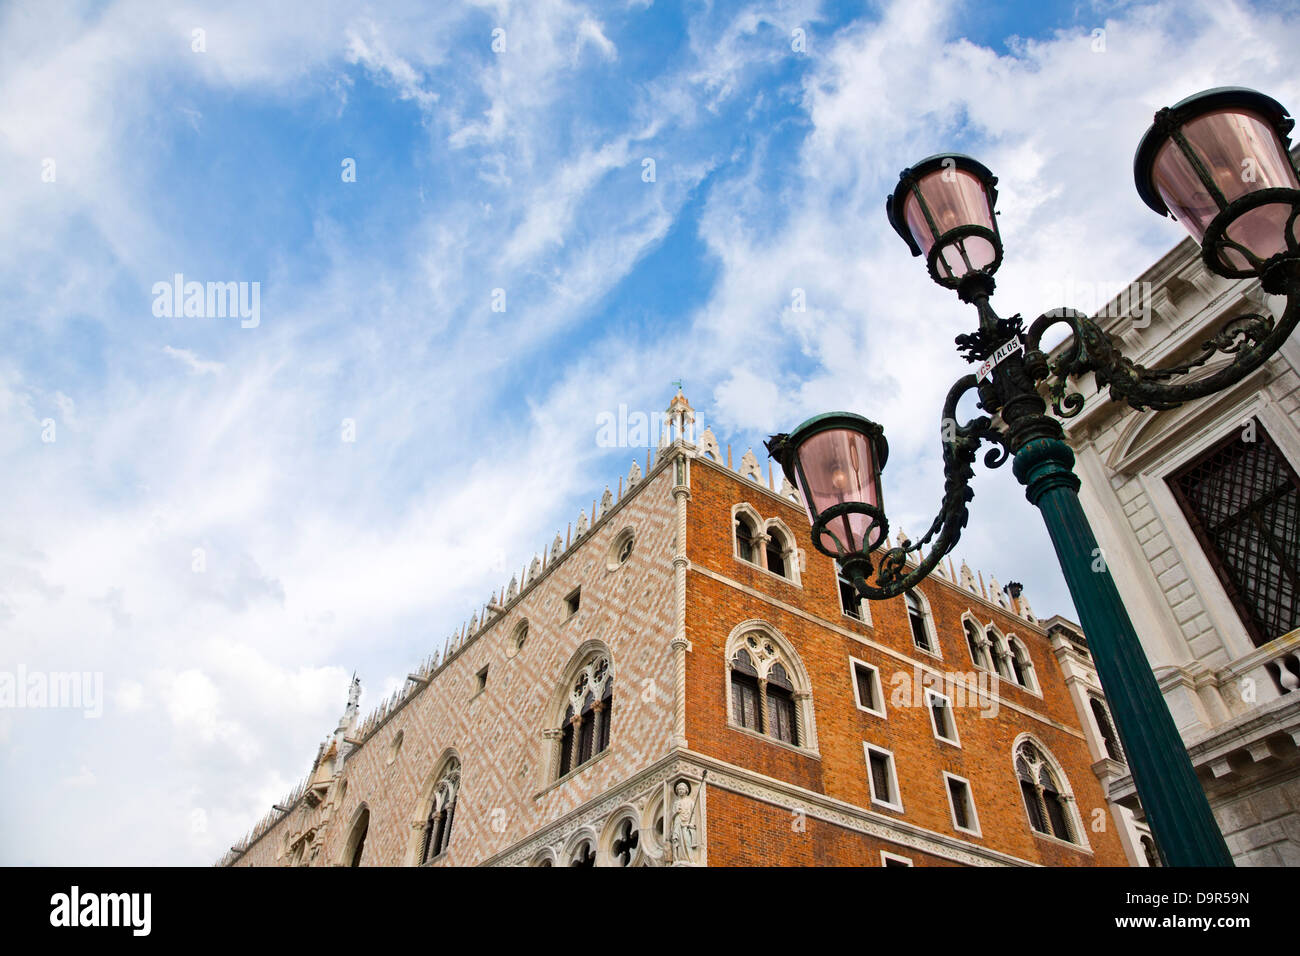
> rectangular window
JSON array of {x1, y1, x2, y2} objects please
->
[
  {"x1": 926, "y1": 689, "x2": 959, "y2": 745},
  {"x1": 880, "y1": 851, "x2": 913, "y2": 867},
  {"x1": 1167, "y1": 420, "x2": 1300, "y2": 646},
  {"x1": 839, "y1": 573, "x2": 862, "y2": 620},
  {"x1": 564, "y1": 587, "x2": 581, "y2": 619},
  {"x1": 850, "y1": 659, "x2": 885, "y2": 717},
  {"x1": 864, "y1": 744, "x2": 902, "y2": 811},
  {"x1": 945, "y1": 773, "x2": 980, "y2": 836},
  {"x1": 475, "y1": 666, "x2": 489, "y2": 694}
]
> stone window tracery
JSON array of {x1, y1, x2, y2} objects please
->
[
  {"x1": 420, "y1": 757, "x2": 460, "y2": 863},
  {"x1": 556, "y1": 654, "x2": 613, "y2": 779},
  {"x1": 726, "y1": 627, "x2": 814, "y2": 749},
  {"x1": 1014, "y1": 740, "x2": 1079, "y2": 845}
]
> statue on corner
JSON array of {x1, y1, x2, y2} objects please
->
[{"x1": 668, "y1": 774, "x2": 705, "y2": 865}]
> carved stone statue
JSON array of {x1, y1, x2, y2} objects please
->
[{"x1": 669, "y1": 780, "x2": 699, "y2": 865}]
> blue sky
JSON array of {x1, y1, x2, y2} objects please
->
[{"x1": 2, "y1": 0, "x2": 1299, "y2": 865}]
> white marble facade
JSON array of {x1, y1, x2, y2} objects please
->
[{"x1": 1050, "y1": 234, "x2": 1300, "y2": 865}]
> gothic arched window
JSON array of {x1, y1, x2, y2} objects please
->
[
  {"x1": 905, "y1": 590, "x2": 935, "y2": 654},
  {"x1": 840, "y1": 570, "x2": 864, "y2": 620},
  {"x1": 765, "y1": 528, "x2": 788, "y2": 578},
  {"x1": 727, "y1": 628, "x2": 813, "y2": 749},
  {"x1": 345, "y1": 807, "x2": 369, "y2": 868},
  {"x1": 766, "y1": 662, "x2": 797, "y2": 744},
  {"x1": 1090, "y1": 697, "x2": 1123, "y2": 762},
  {"x1": 556, "y1": 654, "x2": 613, "y2": 779},
  {"x1": 986, "y1": 628, "x2": 1012, "y2": 679},
  {"x1": 730, "y1": 649, "x2": 762, "y2": 731},
  {"x1": 735, "y1": 515, "x2": 758, "y2": 563},
  {"x1": 1004, "y1": 636, "x2": 1036, "y2": 690},
  {"x1": 1015, "y1": 741, "x2": 1078, "y2": 844},
  {"x1": 963, "y1": 619, "x2": 985, "y2": 668},
  {"x1": 420, "y1": 758, "x2": 460, "y2": 863}
]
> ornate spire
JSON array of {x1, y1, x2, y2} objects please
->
[
  {"x1": 663, "y1": 388, "x2": 696, "y2": 445},
  {"x1": 338, "y1": 673, "x2": 360, "y2": 733}
]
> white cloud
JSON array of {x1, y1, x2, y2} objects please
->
[
  {"x1": 163, "y1": 346, "x2": 223, "y2": 375},
  {"x1": 2, "y1": 0, "x2": 1298, "y2": 868},
  {"x1": 116, "y1": 680, "x2": 144, "y2": 712},
  {"x1": 64, "y1": 764, "x2": 96, "y2": 788}
]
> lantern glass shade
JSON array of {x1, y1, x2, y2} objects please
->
[
  {"x1": 1136, "y1": 88, "x2": 1299, "y2": 276},
  {"x1": 1151, "y1": 108, "x2": 1299, "y2": 267},
  {"x1": 790, "y1": 424, "x2": 884, "y2": 555},
  {"x1": 901, "y1": 167, "x2": 999, "y2": 280}
]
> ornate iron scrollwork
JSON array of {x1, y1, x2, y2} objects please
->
[
  {"x1": 847, "y1": 247, "x2": 1298, "y2": 600},
  {"x1": 842, "y1": 375, "x2": 1010, "y2": 599},
  {"x1": 1024, "y1": 294, "x2": 1295, "y2": 414}
]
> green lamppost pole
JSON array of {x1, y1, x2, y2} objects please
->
[{"x1": 768, "y1": 87, "x2": 1300, "y2": 867}]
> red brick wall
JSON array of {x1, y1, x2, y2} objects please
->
[
  {"x1": 706, "y1": 786, "x2": 958, "y2": 867},
  {"x1": 685, "y1": 458, "x2": 1129, "y2": 866}
]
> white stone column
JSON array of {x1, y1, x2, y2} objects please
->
[{"x1": 671, "y1": 456, "x2": 691, "y2": 751}]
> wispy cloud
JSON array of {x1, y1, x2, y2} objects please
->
[{"x1": 1, "y1": 0, "x2": 1297, "y2": 865}]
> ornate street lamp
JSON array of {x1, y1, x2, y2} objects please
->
[
  {"x1": 886, "y1": 153, "x2": 1003, "y2": 290},
  {"x1": 778, "y1": 413, "x2": 889, "y2": 578},
  {"x1": 1135, "y1": 87, "x2": 1299, "y2": 283},
  {"x1": 768, "y1": 86, "x2": 1300, "y2": 867}
]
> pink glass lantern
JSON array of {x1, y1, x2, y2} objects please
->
[
  {"x1": 1136, "y1": 87, "x2": 1299, "y2": 278},
  {"x1": 888, "y1": 154, "x2": 1002, "y2": 290}
]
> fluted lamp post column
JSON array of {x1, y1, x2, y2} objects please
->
[{"x1": 768, "y1": 87, "x2": 1300, "y2": 867}]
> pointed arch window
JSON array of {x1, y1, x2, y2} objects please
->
[
  {"x1": 986, "y1": 635, "x2": 1036, "y2": 690},
  {"x1": 1009, "y1": 648, "x2": 1026, "y2": 684},
  {"x1": 419, "y1": 758, "x2": 460, "y2": 863},
  {"x1": 736, "y1": 515, "x2": 758, "y2": 563},
  {"x1": 766, "y1": 662, "x2": 797, "y2": 744},
  {"x1": 556, "y1": 654, "x2": 613, "y2": 779},
  {"x1": 963, "y1": 619, "x2": 985, "y2": 667},
  {"x1": 905, "y1": 590, "x2": 935, "y2": 653},
  {"x1": 986, "y1": 628, "x2": 1012, "y2": 679},
  {"x1": 727, "y1": 630, "x2": 812, "y2": 748},
  {"x1": 730, "y1": 649, "x2": 762, "y2": 732},
  {"x1": 765, "y1": 527, "x2": 788, "y2": 578},
  {"x1": 1090, "y1": 697, "x2": 1123, "y2": 762},
  {"x1": 345, "y1": 807, "x2": 369, "y2": 867},
  {"x1": 1015, "y1": 741, "x2": 1077, "y2": 844}
]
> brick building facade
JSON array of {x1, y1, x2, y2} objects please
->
[{"x1": 221, "y1": 393, "x2": 1137, "y2": 867}]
